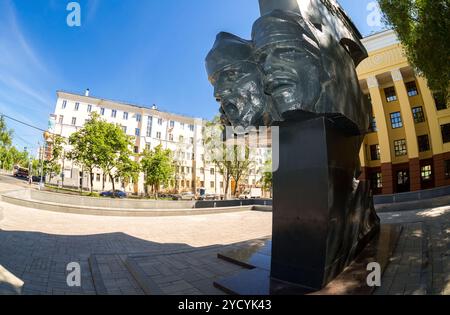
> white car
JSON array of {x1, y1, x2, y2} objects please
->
[{"x1": 173, "y1": 192, "x2": 196, "y2": 201}]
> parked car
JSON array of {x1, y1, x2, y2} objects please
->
[
  {"x1": 239, "y1": 188, "x2": 262, "y2": 199},
  {"x1": 205, "y1": 193, "x2": 223, "y2": 200},
  {"x1": 100, "y1": 190, "x2": 127, "y2": 199},
  {"x1": 172, "y1": 192, "x2": 196, "y2": 201}
]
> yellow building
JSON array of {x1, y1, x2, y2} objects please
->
[{"x1": 357, "y1": 30, "x2": 450, "y2": 195}]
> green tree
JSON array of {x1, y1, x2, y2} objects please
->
[
  {"x1": 204, "y1": 116, "x2": 253, "y2": 198},
  {"x1": 141, "y1": 145, "x2": 174, "y2": 198},
  {"x1": 96, "y1": 121, "x2": 134, "y2": 193},
  {"x1": 261, "y1": 159, "x2": 273, "y2": 197},
  {"x1": 0, "y1": 116, "x2": 13, "y2": 170},
  {"x1": 115, "y1": 154, "x2": 140, "y2": 191},
  {"x1": 68, "y1": 113, "x2": 104, "y2": 193},
  {"x1": 2, "y1": 146, "x2": 29, "y2": 170},
  {"x1": 378, "y1": 0, "x2": 450, "y2": 104},
  {"x1": 44, "y1": 135, "x2": 65, "y2": 182},
  {"x1": 230, "y1": 145, "x2": 253, "y2": 196}
]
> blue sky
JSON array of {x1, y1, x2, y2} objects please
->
[{"x1": 0, "y1": 0, "x2": 386, "y2": 153}]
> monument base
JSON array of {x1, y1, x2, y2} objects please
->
[{"x1": 214, "y1": 224, "x2": 402, "y2": 295}]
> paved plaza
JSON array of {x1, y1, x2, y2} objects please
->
[{"x1": 0, "y1": 177, "x2": 448, "y2": 295}]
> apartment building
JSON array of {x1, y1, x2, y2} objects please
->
[{"x1": 47, "y1": 90, "x2": 268, "y2": 195}]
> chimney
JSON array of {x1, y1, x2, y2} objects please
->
[{"x1": 85, "y1": 88, "x2": 90, "y2": 97}]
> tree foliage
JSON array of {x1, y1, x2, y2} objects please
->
[
  {"x1": 378, "y1": 0, "x2": 450, "y2": 103},
  {"x1": 261, "y1": 158, "x2": 273, "y2": 194},
  {"x1": 204, "y1": 116, "x2": 253, "y2": 198},
  {"x1": 44, "y1": 135, "x2": 65, "y2": 181},
  {"x1": 0, "y1": 116, "x2": 31, "y2": 171},
  {"x1": 96, "y1": 120, "x2": 134, "y2": 192},
  {"x1": 68, "y1": 112, "x2": 136, "y2": 193},
  {"x1": 115, "y1": 154, "x2": 140, "y2": 189},
  {"x1": 141, "y1": 145, "x2": 174, "y2": 197}
]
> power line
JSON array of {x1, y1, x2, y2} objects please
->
[
  {"x1": 0, "y1": 112, "x2": 67, "y2": 140},
  {"x1": 0, "y1": 112, "x2": 47, "y2": 133}
]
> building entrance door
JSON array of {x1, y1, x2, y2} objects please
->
[{"x1": 396, "y1": 170, "x2": 410, "y2": 193}]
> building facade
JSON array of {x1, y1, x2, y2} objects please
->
[
  {"x1": 357, "y1": 30, "x2": 450, "y2": 195},
  {"x1": 48, "y1": 91, "x2": 268, "y2": 196},
  {"x1": 47, "y1": 31, "x2": 449, "y2": 197}
]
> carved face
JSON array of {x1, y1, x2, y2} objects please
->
[
  {"x1": 213, "y1": 62, "x2": 267, "y2": 129},
  {"x1": 259, "y1": 42, "x2": 322, "y2": 117}
]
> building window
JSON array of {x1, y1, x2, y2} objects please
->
[
  {"x1": 421, "y1": 165, "x2": 432, "y2": 181},
  {"x1": 156, "y1": 132, "x2": 161, "y2": 139},
  {"x1": 136, "y1": 114, "x2": 142, "y2": 122},
  {"x1": 62, "y1": 100, "x2": 67, "y2": 109},
  {"x1": 441, "y1": 123, "x2": 450, "y2": 143},
  {"x1": 384, "y1": 87, "x2": 397, "y2": 102},
  {"x1": 145, "y1": 116, "x2": 153, "y2": 137},
  {"x1": 75, "y1": 102, "x2": 80, "y2": 111},
  {"x1": 390, "y1": 112, "x2": 403, "y2": 129},
  {"x1": 170, "y1": 121, "x2": 175, "y2": 128},
  {"x1": 169, "y1": 134, "x2": 174, "y2": 141},
  {"x1": 189, "y1": 124, "x2": 195, "y2": 132},
  {"x1": 370, "y1": 172, "x2": 383, "y2": 189},
  {"x1": 417, "y1": 135, "x2": 430, "y2": 152},
  {"x1": 96, "y1": 174, "x2": 101, "y2": 182},
  {"x1": 405, "y1": 81, "x2": 419, "y2": 97},
  {"x1": 111, "y1": 110, "x2": 117, "y2": 118},
  {"x1": 87, "y1": 105, "x2": 92, "y2": 112},
  {"x1": 58, "y1": 115, "x2": 64, "y2": 124},
  {"x1": 210, "y1": 168, "x2": 215, "y2": 175},
  {"x1": 210, "y1": 181, "x2": 215, "y2": 188},
  {"x1": 370, "y1": 144, "x2": 380, "y2": 161},
  {"x1": 220, "y1": 182, "x2": 224, "y2": 189},
  {"x1": 200, "y1": 167, "x2": 204, "y2": 174},
  {"x1": 100, "y1": 108, "x2": 105, "y2": 116},
  {"x1": 190, "y1": 137, "x2": 194, "y2": 144},
  {"x1": 134, "y1": 146, "x2": 139, "y2": 154},
  {"x1": 135, "y1": 128, "x2": 140, "y2": 136},
  {"x1": 369, "y1": 117, "x2": 377, "y2": 132},
  {"x1": 123, "y1": 112, "x2": 128, "y2": 120},
  {"x1": 71, "y1": 117, "x2": 77, "y2": 126},
  {"x1": 158, "y1": 118, "x2": 163, "y2": 125},
  {"x1": 179, "y1": 136, "x2": 184, "y2": 143},
  {"x1": 145, "y1": 143, "x2": 151, "y2": 151},
  {"x1": 445, "y1": 160, "x2": 450, "y2": 179},
  {"x1": 434, "y1": 92, "x2": 447, "y2": 111},
  {"x1": 394, "y1": 139, "x2": 407, "y2": 157},
  {"x1": 180, "y1": 123, "x2": 185, "y2": 129},
  {"x1": 121, "y1": 126, "x2": 127, "y2": 134},
  {"x1": 412, "y1": 106, "x2": 425, "y2": 124},
  {"x1": 200, "y1": 181, "x2": 205, "y2": 187},
  {"x1": 397, "y1": 171, "x2": 409, "y2": 185}
]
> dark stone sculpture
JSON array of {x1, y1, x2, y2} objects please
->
[
  {"x1": 206, "y1": 32, "x2": 281, "y2": 129},
  {"x1": 252, "y1": 9, "x2": 371, "y2": 134},
  {"x1": 205, "y1": 0, "x2": 380, "y2": 293}
]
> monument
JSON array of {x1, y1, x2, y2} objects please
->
[{"x1": 206, "y1": 0, "x2": 388, "y2": 294}]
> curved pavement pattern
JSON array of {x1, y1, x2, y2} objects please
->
[{"x1": 0, "y1": 175, "x2": 448, "y2": 295}]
